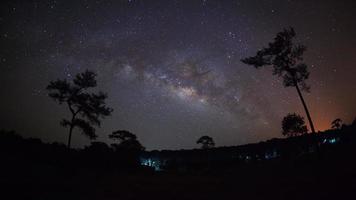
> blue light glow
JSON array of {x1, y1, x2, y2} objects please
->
[
  {"x1": 140, "y1": 158, "x2": 161, "y2": 171},
  {"x1": 322, "y1": 137, "x2": 339, "y2": 144}
]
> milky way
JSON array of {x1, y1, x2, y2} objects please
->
[{"x1": 1, "y1": 0, "x2": 356, "y2": 149}]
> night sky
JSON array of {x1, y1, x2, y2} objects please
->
[{"x1": 1, "y1": 0, "x2": 356, "y2": 150}]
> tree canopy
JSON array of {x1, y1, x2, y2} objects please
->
[
  {"x1": 241, "y1": 27, "x2": 310, "y2": 91},
  {"x1": 282, "y1": 113, "x2": 308, "y2": 137},
  {"x1": 196, "y1": 135, "x2": 215, "y2": 149},
  {"x1": 331, "y1": 118, "x2": 343, "y2": 130},
  {"x1": 109, "y1": 130, "x2": 145, "y2": 151}
]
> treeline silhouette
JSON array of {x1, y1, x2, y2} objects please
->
[
  {"x1": 141, "y1": 119, "x2": 356, "y2": 172},
  {"x1": 0, "y1": 130, "x2": 146, "y2": 174},
  {"x1": 1, "y1": 118, "x2": 355, "y2": 174}
]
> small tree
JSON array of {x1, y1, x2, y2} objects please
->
[
  {"x1": 47, "y1": 70, "x2": 113, "y2": 148},
  {"x1": 109, "y1": 130, "x2": 144, "y2": 151},
  {"x1": 196, "y1": 135, "x2": 215, "y2": 149},
  {"x1": 331, "y1": 118, "x2": 343, "y2": 130},
  {"x1": 241, "y1": 27, "x2": 316, "y2": 134},
  {"x1": 109, "y1": 130, "x2": 144, "y2": 167},
  {"x1": 282, "y1": 113, "x2": 308, "y2": 137}
]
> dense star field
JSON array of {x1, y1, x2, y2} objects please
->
[{"x1": 1, "y1": 0, "x2": 356, "y2": 150}]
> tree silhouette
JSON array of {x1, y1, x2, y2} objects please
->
[
  {"x1": 109, "y1": 130, "x2": 144, "y2": 151},
  {"x1": 282, "y1": 113, "x2": 308, "y2": 137},
  {"x1": 331, "y1": 118, "x2": 343, "y2": 130},
  {"x1": 196, "y1": 135, "x2": 215, "y2": 149},
  {"x1": 47, "y1": 70, "x2": 113, "y2": 148},
  {"x1": 241, "y1": 27, "x2": 316, "y2": 134}
]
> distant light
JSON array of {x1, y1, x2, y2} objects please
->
[
  {"x1": 140, "y1": 158, "x2": 161, "y2": 171},
  {"x1": 322, "y1": 137, "x2": 339, "y2": 144},
  {"x1": 329, "y1": 138, "x2": 337, "y2": 144}
]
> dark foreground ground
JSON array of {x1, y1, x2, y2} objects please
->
[{"x1": 1, "y1": 155, "x2": 356, "y2": 200}]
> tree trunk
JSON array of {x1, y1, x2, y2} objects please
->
[
  {"x1": 295, "y1": 83, "x2": 316, "y2": 134},
  {"x1": 67, "y1": 113, "x2": 76, "y2": 148},
  {"x1": 68, "y1": 124, "x2": 74, "y2": 148}
]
